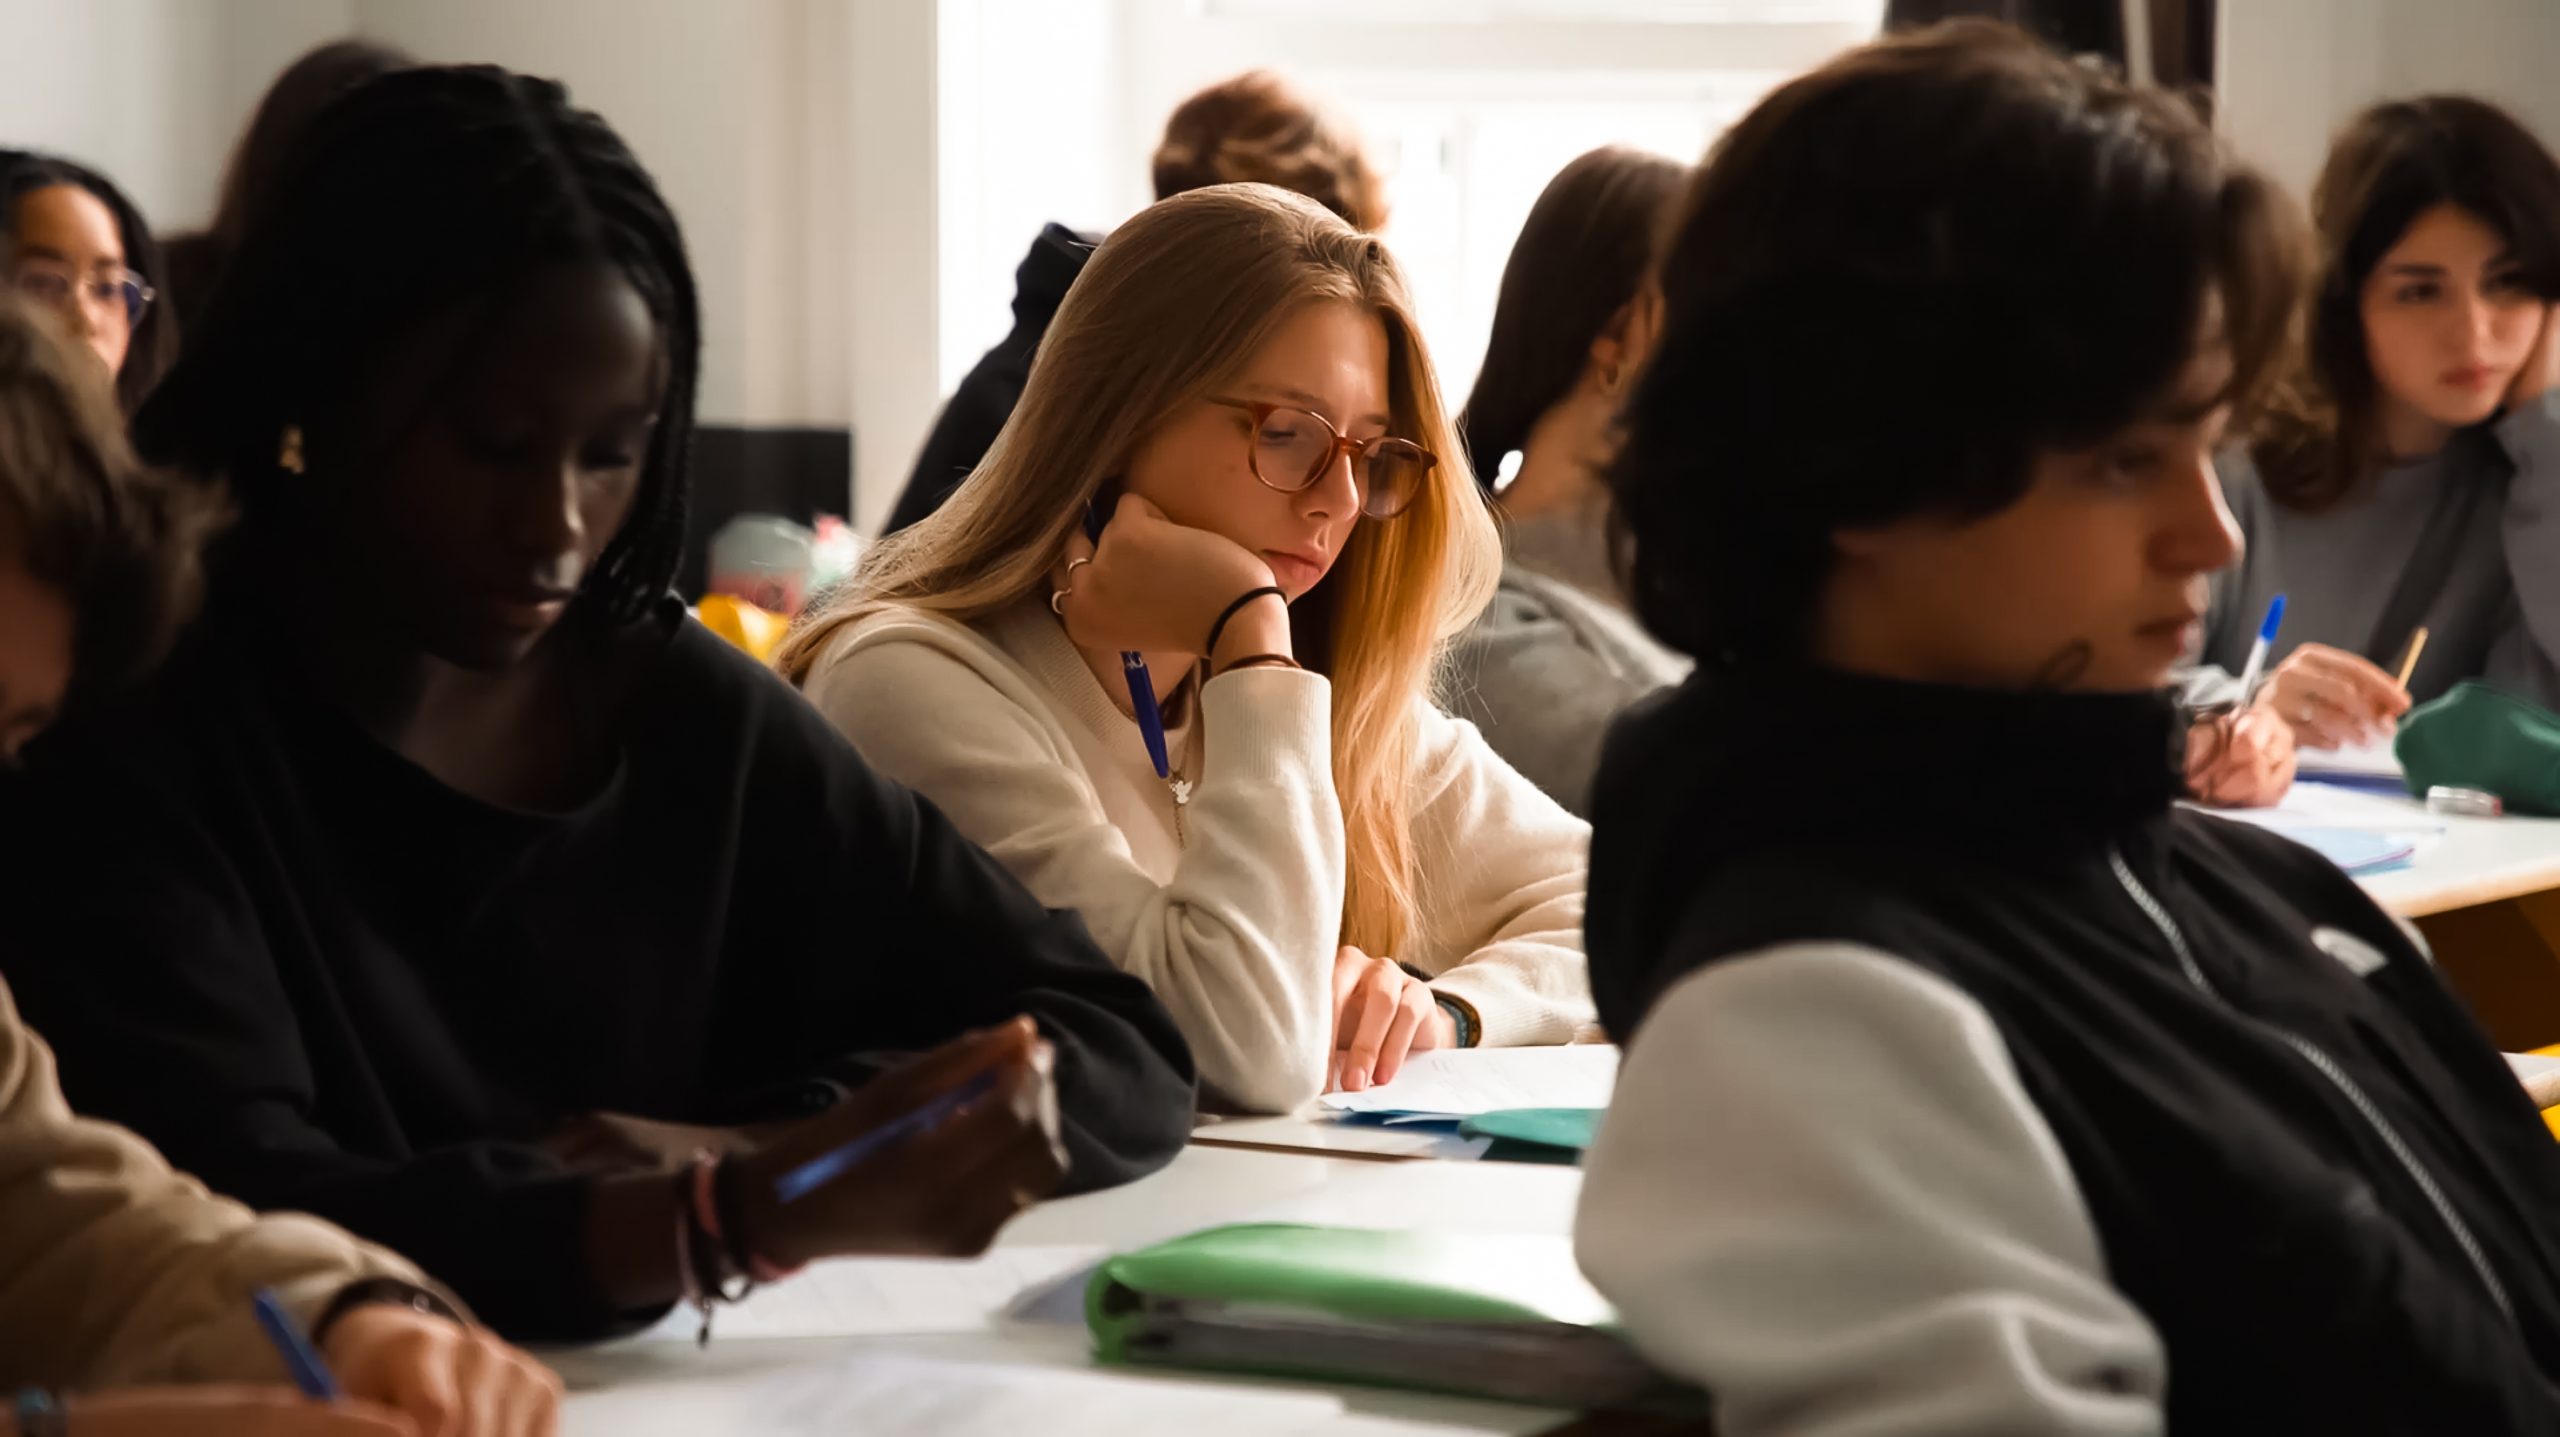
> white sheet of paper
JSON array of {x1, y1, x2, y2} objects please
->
[
  {"x1": 1194, "y1": 1112, "x2": 1496, "y2": 1161},
  {"x1": 2203, "y1": 780, "x2": 2447, "y2": 837},
  {"x1": 752, "y1": 1353, "x2": 1346, "y2": 1436},
  {"x1": 629, "y1": 1245, "x2": 1106, "y2": 1342},
  {"x1": 1315, "y1": 1046, "x2": 1619, "y2": 1117},
  {"x1": 2298, "y1": 736, "x2": 2403, "y2": 779}
]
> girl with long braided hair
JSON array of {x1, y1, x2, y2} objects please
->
[{"x1": 0, "y1": 65, "x2": 1192, "y2": 1343}]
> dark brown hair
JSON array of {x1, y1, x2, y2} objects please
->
[
  {"x1": 213, "y1": 40, "x2": 417, "y2": 256},
  {"x1": 1460, "y1": 146, "x2": 1685, "y2": 483},
  {"x1": 1608, "y1": 20, "x2": 2307, "y2": 669},
  {"x1": 1152, "y1": 71, "x2": 1388, "y2": 233},
  {"x1": 137, "y1": 66, "x2": 700, "y2": 624},
  {"x1": 0, "y1": 297, "x2": 221, "y2": 706},
  {"x1": 0, "y1": 151, "x2": 177, "y2": 414},
  {"x1": 2250, "y1": 95, "x2": 2560, "y2": 511}
]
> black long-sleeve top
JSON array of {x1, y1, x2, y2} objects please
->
[{"x1": 0, "y1": 598, "x2": 1195, "y2": 1341}]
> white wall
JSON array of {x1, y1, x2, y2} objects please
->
[
  {"x1": 0, "y1": 0, "x2": 222, "y2": 225},
  {"x1": 931, "y1": 0, "x2": 1872, "y2": 437},
  {"x1": 0, "y1": 0, "x2": 864, "y2": 441},
  {"x1": 354, "y1": 0, "x2": 856, "y2": 432},
  {"x1": 2221, "y1": 0, "x2": 2560, "y2": 196},
  {"x1": 846, "y1": 0, "x2": 941, "y2": 534}
]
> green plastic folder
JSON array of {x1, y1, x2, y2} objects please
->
[
  {"x1": 1085, "y1": 1223, "x2": 1698, "y2": 1411},
  {"x1": 1460, "y1": 1106, "x2": 1603, "y2": 1159}
]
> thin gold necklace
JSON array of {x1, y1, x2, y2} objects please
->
[{"x1": 1166, "y1": 665, "x2": 1201, "y2": 844}]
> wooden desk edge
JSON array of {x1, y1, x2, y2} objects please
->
[{"x1": 2378, "y1": 867, "x2": 2560, "y2": 919}]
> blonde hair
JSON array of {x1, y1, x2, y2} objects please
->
[{"x1": 780, "y1": 183, "x2": 1498, "y2": 955}]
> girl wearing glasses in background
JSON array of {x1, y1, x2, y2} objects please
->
[
  {"x1": 782, "y1": 183, "x2": 1594, "y2": 1114},
  {"x1": 0, "y1": 153, "x2": 171, "y2": 413}
]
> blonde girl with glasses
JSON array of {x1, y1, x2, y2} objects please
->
[{"x1": 782, "y1": 183, "x2": 1594, "y2": 1114}]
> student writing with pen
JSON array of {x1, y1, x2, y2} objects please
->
[
  {"x1": 0, "y1": 298, "x2": 555, "y2": 1434},
  {"x1": 2187, "y1": 94, "x2": 2560, "y2": 785},
  {"x1": 1575, "y1": 27, "x2": 2560, "y2": 1431},
  {"x1": 0, "y1": 66, "x2": 1194, "y2": 1345}
]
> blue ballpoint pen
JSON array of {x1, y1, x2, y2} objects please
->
[
  {"x1": 772, "y1": 1070, "x2": 1001, "y2": 1203},
  {"x1": 253, "y1": 1287, "x2": 343, "y2": 1401},
  {"x1": 2234, "y1": 592, "x2": 2286, "y2": 704},
  {"x1": 1082, "y1": 504, "x2": 1173, "y2": 778}
]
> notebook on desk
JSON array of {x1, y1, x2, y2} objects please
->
[
  {"x1": 2195, "y1": 780, "x2": 2443, "y2": 876},
  {"x1": 2297, "y1": 737, "x2": 2411, "y2": 795},
  {"x1": 1086, "y1": 1222, "x2": 1695, "y2": 1412},
  {"x1": 1315, "y1": 1046, "x2": 1620, "y2": 1124}
]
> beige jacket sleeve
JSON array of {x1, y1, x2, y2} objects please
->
[
  {"x1": 809, "y1": 630, "x2": 1346, "y2": 1115},
  {"x1": 1406, "y1": 701, "x2": 1597, "y2": 1046},
  {"x1": 0, "y1": 978, "x2": 430, "y2": 1391}
]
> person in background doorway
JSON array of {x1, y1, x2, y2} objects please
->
[
  {"x1": 1447, "y1": 146, "x2": 1690, "y2": 815},
  {"x1": 0, "y1": 152, "x2": 175, "y2": 413},
  {"x1": 882, "y1": 69, "x2": 1391, "y2": 536},
  {"x1": 159, "y1": 38, "x2": 417, "y2": 338}
]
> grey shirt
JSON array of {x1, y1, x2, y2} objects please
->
[
  {"x1": 1448, "y1": 505, "x2": 1691, "y2": 817},
  {"x1": 2190, "y1": 394, "x2": 2560, "y2": 712}
]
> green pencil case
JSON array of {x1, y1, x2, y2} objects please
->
[{"x1": 2398, "y1": 680, "x2": 2560, "y2": 816}]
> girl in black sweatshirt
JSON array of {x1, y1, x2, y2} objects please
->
[
  {"x1": 1575, "y1": 22, "x2": 2560, "y2": 1435},
  {"x1": 0, "y1": 66, "x2": 1194, "y2": 1344}
]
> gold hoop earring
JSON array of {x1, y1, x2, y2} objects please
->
[{"x1": 278, "y1": 425, "x2": 306, "y2": 475}]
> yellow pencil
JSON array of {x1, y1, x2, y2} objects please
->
[{"x1": 2396, "y1": 626, "x2": 2430, "y2": 688}]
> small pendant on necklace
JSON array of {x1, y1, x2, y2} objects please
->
[{"x1": 1168, "y1": 778, "x2": 1194, "y2": 807}]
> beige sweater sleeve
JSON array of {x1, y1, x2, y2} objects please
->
[
  {"x1": 808, "y1": 629, "x2": 1346, "y2": 1114},
  {"x1": 0, "y1": 979, "x2": 428, "y2": 1391},
  {"x1": 1405, "y1": 701, "x2": 1597, "y2": 1046}
]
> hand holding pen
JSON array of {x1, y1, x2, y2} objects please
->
[
  {"x1": 2256, "y1": 640, "x2": 2414, "y2": 751},
  {"x1": 734, "y1": 1017, "x2": 1066, "y2": 1269},
  {"x1": 1049, "y1": 494, "x2": 1293, "y2": 675}
]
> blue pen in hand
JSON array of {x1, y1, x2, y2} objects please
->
[
  {"x1": 1082, "y1": 504, "x2": 1173, "y2": 778},
  {"x1": 2233, "y1": 592, "x2": 2286, "y2": 704},
  {"x1": 772, "y1": 1070, "x2": 1002, "y2": 1204},
  {"x1": 253, "y1": 1287, "x2": 342, "y2": 1401}
]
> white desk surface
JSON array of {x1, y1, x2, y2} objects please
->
[
  {"x1": 2329, "y1": 795, "x2": 2560, "y2": 919},
  {"x1": 2211, "y1": 778, "x2": 2560, "y2": 919},
  {"x1": 553, "y1": 1144, "x2": 1585, "y2": 1435}
]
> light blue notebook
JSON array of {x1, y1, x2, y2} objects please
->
[{"x1": 2282, "y1": 825, "x2": 2418, "y2": 876}]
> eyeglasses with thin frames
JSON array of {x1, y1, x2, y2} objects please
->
[
  {"x1": 9, "y1": 258, "x2": 153, "y2": 329},
  {"x1": 1208, "y1": 397, "x2": 1434, "y2": 520}
]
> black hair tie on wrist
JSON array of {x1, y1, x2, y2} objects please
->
[
  {"x1": 308, "y1": 1278, "x2": 467, "y2": 1349},
  {"x1": 1206, "y1": 586, "x2": 1287, "y2": 658}
]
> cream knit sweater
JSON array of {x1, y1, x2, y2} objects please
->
[{"x1": 800, "y1": 600, "x2": 1594, "y2": 1112}]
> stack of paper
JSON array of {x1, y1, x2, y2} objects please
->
[
  {"x1": 2195, "y1": 780, "x2": 2445, "y2": 876},
  {"x1": 629, "y1": 1245, "x2": 1105, "y2": 1342},
  {"x1": 1316, "y1": 1047, "x2": 1619, "y2": 1124},
  {"x1": 2296, "y1": 737, "x2": 2408, "y2": 794}
]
